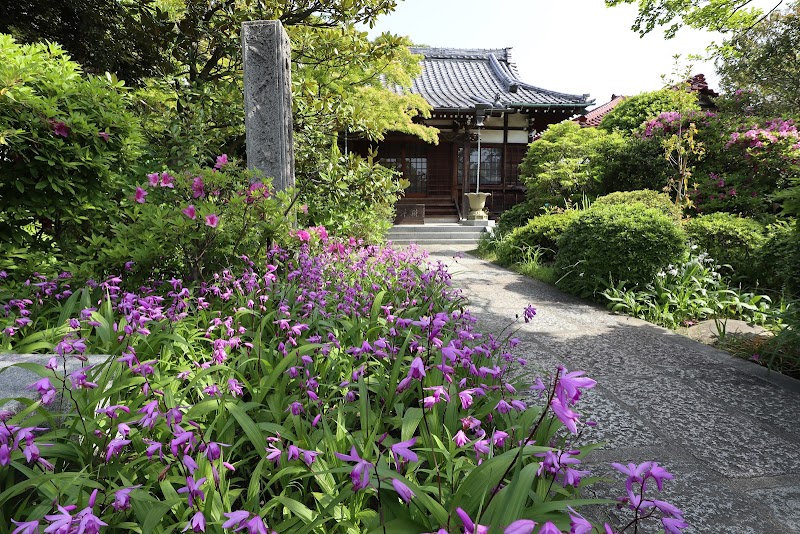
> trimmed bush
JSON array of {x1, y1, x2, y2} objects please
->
[
  {"x1": 684, "y1": 213, "x2": 766, "y2": 285},
  {"x1": 496, "y1": 201, "x2": 536, "y2": 235},
  {"x1": 497, "y1": 211, "x2": 581, "y2": 265},
  {"x1": 593, "y1": 190, "x2": 682, "y2": 223},
  {"x1": 556, "y1": 204, "x2": 688, "y2": 296}
]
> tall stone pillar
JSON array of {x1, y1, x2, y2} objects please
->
[{"x1": 242, "y1": 21, "x2": 295, "y2": 191}]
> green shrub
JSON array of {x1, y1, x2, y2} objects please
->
[
  {"x1": 756, "y1": 219, "x2": 800, "y2": 296},
  {"x1": 599, "y1": 89, "x2": 700, "y2": 134},
  {"x1": 298, "y1": 149, "x2": 403, "y2": 243},
  {"x1": 519, "y1": 121, "x2": 625, "y2": 207},
  {"x1": 556, "y1": 204, "x2": 688, "y2": 296},
  {"x1": 598, "y1": 136, "x2": 674, "y2": 194},
  {"x1": 0, "y1": 35, "x2": 142, "y2": 251},
  {"x1": 593, "y1": 190, "x2": 683, "y2": 223},
  {"x1": 497, "y1": 211, "x2": 581, "y2": 265},
  {"x1": 497, "y1": 201, "x2": 536, "y2": 235},
  {"x1": 684, "y1": 213, "x2": 766, "y2": 286},
  {"x1": 69, "y1": 158, "x2": 293, "y2": 285}
]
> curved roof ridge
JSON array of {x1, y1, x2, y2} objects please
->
[
  {"x1": 409, "y1": 47, "x2": 511, "y2": 61},
  {"x1": 486, "y1": 54, "x2": 589, "y2": 102}
]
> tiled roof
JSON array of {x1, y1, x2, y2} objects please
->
[
  {"x1": 393, "y1": 47, "x2": 592, "y2": 112},
  {"x1": 576, "y1": 94, "x2": 627, "y2": 127},
  {"x1": 687, "y1": 74, "x2": 719, "y2": 97}
]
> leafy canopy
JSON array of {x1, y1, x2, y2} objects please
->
[
  {"x1": 520, "y1": 121, "x2": 625, "y2": 204},
  {"x1": 604, "y1": 0, "x2": 787, "y2": 38},
  {"x1": 715, "y1": 2, "x2": 800, "y2": 116}
]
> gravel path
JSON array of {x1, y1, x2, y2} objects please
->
[{"x1": 423, "y1": 244, "x2": 800, "y2": 533}]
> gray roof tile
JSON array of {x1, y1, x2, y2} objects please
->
[{"x1": 393, "y1": 47, "x2": 592, "y2": 111}]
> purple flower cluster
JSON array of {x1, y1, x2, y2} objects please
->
[{"x1": 2, "y1": 239, "x2": 684, "y2": 532}]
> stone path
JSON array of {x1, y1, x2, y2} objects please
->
[{"x1": 423, "y1": 244, "x2": 800, "y2": 533}]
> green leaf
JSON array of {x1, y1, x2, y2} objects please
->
[{"x1": 225, "y1": 400, "x2": 267, "y2": 451}]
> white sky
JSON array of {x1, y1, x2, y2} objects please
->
[{"x1": 366, "y1": 0, "x2": 725, "y2": 110}]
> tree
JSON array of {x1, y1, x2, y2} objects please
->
[
  {"x1": 1, "y1": 0, "x2": 435, "y2": 167},
  {"x1": 604, "y1": 0, "x2": 788, "y2": 38},
  {"x1": 519, "y1": 121, "x2": 625, "y2": 207},
  {"x1": 0, "y1": 0, "x2": 170, "y2": 85},
  {"x1": 715, "y1": 2, "x2": 800, "y2": 116},
  {"x1": 599, "y1": 89, "x2": 700, "y2": 134}
]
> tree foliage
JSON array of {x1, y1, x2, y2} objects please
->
[
  {"x1": 599, "y1": 89, "x2": 700, "y2": 134},
  {"x1": 0, "y1": 35, "x2": 143, "y2": 251},
  {"x1": 604, "y1": 0, "x2": 787, "y2": 38},
  {"x1": 519, "y1": 121, "x2": 625, "y2": 206},
  {"x1": 0, "y1": 0, "x2": 170, "y2": 85},
  {"x1": 1, "y1": 0, "x2": 435, "y2": 169},
  {"x1": 715, "y1": 2, "x2": 800, "y2": 116}
]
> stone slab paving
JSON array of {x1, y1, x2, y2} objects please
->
[{"x1": 420, "y1": 244, "x2": 800, "y2": 533}]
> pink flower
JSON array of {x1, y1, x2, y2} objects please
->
[
  {"x1": 51, "y1": 120, "x2": 69, "y2": 137},
  {"x1": 192, "y1": 177, "x2": 205, "y2": 198},
  {"x1": 453, "y1": 430, "x2": 470, "y2": 447},
  {"x1": 504, "y1": 520, "x2": 536, "y2": 534},
  {"x1": 182, "y1": 205, "x2": 197, "y2": 219},
  {"x1": 390, "y1": 437, "x2": 418, "y2": 462},
  {"x1": 184, "y1": 511, "x2": 206, "y2": 532},
  {"x1": 147, "y1": 173, "x2": 160, "y2": 186},
  {"x1": 222, "y1": 511, "x2": 250, "y2": 530},
  {"x1": 296, "y1": 230, "x2": 311, "y2": 242},
  {"x1": 135, "y1": 187, "x2": 148, "y2": 203},
  {"x1": 112, "y1": 485, "x2": 141, "y2": 511},
  {"x1": 11, "y1": 519, "x2": 40, "y2": 534},
  {"x1": 160, "y1": 172, "x2": 175, "y2": 188},
  {"x1": 98, "y1": 131, "x2": 110, "y2": 141},
  {"x1": 214, "y1": 154, "x2": 228, "y2": 169},
  {"x1": 205, "y1": 214, "x2": 219, "y2": 228}
]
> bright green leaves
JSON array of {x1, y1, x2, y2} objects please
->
[{"x1": 605, "y1": 0, "x2": 771, "y2": 38}]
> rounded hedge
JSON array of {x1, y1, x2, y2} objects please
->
[
  {"x1": 592, "y1": 189, "x2": 682, "y2": 223},
  {"x1": 496, "y1": 201, "x2": 536, "y2": 235},
  {"x1": 683, "y1": 213, "x2": 765, "y2": 284},
  {"x1": 555, "y1": 203, "x2": 688, "y2": 296},
  {"x1": 497, "y1": 210, "x2": 580, "y2": 265}
]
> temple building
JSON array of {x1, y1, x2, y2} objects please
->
[{"x1": 352, "y1": 47, "x2": 593, "y2": 221}]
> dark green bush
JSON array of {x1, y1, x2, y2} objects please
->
[
  {"x1": 598, "y1": 136, "x2": 673, "y2": 193},
  {"x1": 684, "y1": 213, "x2": 766, "y2": 286},
  {"x1": 497, "y1": 201, "x2": 536, "y2": 235},
  {"x1": 555, "y1": 204, "x2": 688, "y2": 296},
  {"x1": 756, "y1": 219, "x2": 800, "y2": 296},
  {"x1": 0, "y1": 35, "x2": 142, "y2": 251},
  {"x1": 497, "y1": 211, "x2": 580, "y2": 265},
  {"x1": 593, "y1": 190, "x2": 683, "y2": 223}
]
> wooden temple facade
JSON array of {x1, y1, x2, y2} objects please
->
[{"x1": 351, "y1": 48, "x2": 593, "y2": 221}]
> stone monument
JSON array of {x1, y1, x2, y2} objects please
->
[{"x1": 242, "y1": 20, "x2": 295, "y2": 191}]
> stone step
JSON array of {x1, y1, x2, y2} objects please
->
[
  {"x1": 388, "y1": 223, "x2": 492, "y2": 246},
  {"x1": 389, "y1": 239, "x2": 482, "y2": 246},
  {"x1": 1, "y1": 354, "x2": 109, "y2": 414}
]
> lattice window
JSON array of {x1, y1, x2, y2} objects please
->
[
  {"x1": 505, "y1": 145, "x2": 528, "y2": 185},
  {"x1": 379, "y1": 143, "x2": 428, "y2": 194},
  {"x1": 458, "y1": 146, "x2": 502, "y2": 185}
]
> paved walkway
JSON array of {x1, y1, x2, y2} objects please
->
[{"x1": 423, "y1": 244, "x2": 800, "y2": 533}]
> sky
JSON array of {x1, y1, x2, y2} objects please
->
[{"x1": 365, "y1": 0, "x2": 724, "y2": 110}]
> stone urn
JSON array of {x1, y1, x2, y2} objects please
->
[{"x1": 464, "y1": 192, "x2": 491, "y2": 221}]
